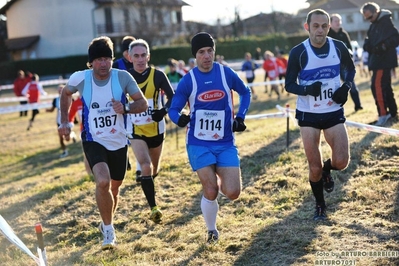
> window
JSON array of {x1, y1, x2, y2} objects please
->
[{"x1": 346, "y1": 14, "x2": 354, "y2": 24}]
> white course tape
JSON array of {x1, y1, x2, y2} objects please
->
[
  {"x1": 0, "y1": 78, "x2": 68, "y2": 91},
  {"x1": 0, "y1": 94, "x2": 58, "y2": 103},
  {"x1": 345, "y1": 120, "x2": 399, "y2": 136},
  {"x1": 0, "y1": 102, "x2": 52, "y2": 114},
  {"x1": 0, "y1": 215, "x2": 45, "y2": 266},
  {"x1": 246, "y1": 79, "x2": 284, "y2": 88},
  {"x1": 275, "y1": 104, "x2": 399, "y2": 136},
  {"x1": 246, "y1": 112, "x2": 285, "y2": 119}
]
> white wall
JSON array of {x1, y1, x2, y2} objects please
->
[{"x1": 6, "y1": 0, "x2": 95, "y2": 59}]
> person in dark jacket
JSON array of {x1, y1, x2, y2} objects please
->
[
  {"x1": 361, "y1": 2, "x2": 399, "y2": 126},
  {"x1": 328, "y1": 13, "x2": 363, "y2": 112},
  {"x1": 112, "y1": 35, "x2": 135, "y2": 70}
]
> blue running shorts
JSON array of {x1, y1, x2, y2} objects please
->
[{"x1": 186, "y1": 144, "x2": 240, "y2": 171}]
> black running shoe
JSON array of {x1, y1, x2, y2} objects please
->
[
  {"x1": 322, "y1": 170, "x2": 334, "y2": 193},
  {"x1": 207, "y1": 230, "x2": 219, "y2": 244},
  {"x1": 313, "y1": 205, "x2": 327, "y2": 221}
]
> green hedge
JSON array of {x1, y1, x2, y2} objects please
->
[{"x1": 0, "y1": 34, "x2": 308, "y2": 84}]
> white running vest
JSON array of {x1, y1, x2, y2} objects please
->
[{"x1": 297, "y1": 38, "x2": 341, "y2": 113}]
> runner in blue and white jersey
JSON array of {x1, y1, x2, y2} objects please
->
[
  {"x1": 58, "y1": 36, "x2": 147, "y2": 250},
  {"x1": 169, "y1": 32, "x2": 251, "y2": 244},
  {"x1": 285, "y1": 9, "x2": 355, "y2": 221}
]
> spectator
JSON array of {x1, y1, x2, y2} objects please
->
[
  {"x1": 241, "y1": 52, "x2": 259, "y2": 100},
  {"x1": 276, "y1": 51, "x2": 288, "y2": 94},
  {"x1": 177, "y1": 59, "x2": 188, "y2": 76},
  {"x1": 360, "y1": 50, "x2": 370, "y2": 78},
  {"x1": 112, "y1": 35, "x2": 136, "y2": 70},
  {"x1": 13, "y1": 70, "x2": 30, "y2": 117},
  {"x1": 361, "y1": 2, "x2": 399, "y2": 126},
  {"x1": 46, "y1": 84, "x2": 75, "y2": 158},
  {"x1": 21, "y1": 73, "x2": 47, "y2": 131},
  {"x1": 112, "y1": 35, "x2": 137, "y2": 174},
  {"x1": 166, "y1": 58, "x2": 183, "y2": 90},
  {"x1": 254, "y1": 47, "x2": 262, "y2": 60},
  {"x1": 262, "y1": 50, "x2": 283, "y2": 100},
  {"x1": 328, "y1": 13, "x2": 363, "y2": 112},
  {"x1": 188, "y1": 58, "x2": 196, "y2": 70},
  {"x1": 216, "y1": 54, "x2": 228, "y2": 66},
  {"x1": 68, "y1": 94, "x2": 92, "y2": 176}
]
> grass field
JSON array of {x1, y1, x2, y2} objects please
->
[{"x1": 1, "y1": 72, "x2": 399, "y2": 266}]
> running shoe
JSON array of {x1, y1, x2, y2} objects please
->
[
  {"x1": 207, "y1": 230, "x2": 219, "y2": 244},
  {"x1": 70, "y1": 131, "x2": 77, "y2": 143},
  {"x1": 375, "y1": 114, "x2": 391, "y2": 126},
  {"x1": 60, "y1": 150, "x2": 69, "y2": 158},
  {"x1": 150, "y1": 206, "x2": 163, "y2": 223},
  {"x1": 313, "y1": 205, "x2": 327, "y2": 221},
  {"x1": 322, "y1": 170, "x2": 334, "y2": 193},
  {"x1": 99, "y1": 223, "x2": 116, "y2": 250}
]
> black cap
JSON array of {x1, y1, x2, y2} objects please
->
[
  {"x1": 88, "y1": 36, "x2": 114, "y2": 63},
  {"x1": 191, "y1": 32, "x2": 215, "y2": 56}
]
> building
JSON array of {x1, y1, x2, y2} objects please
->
[{"x1": 0, "y1": 0, "x2": 188, "y2": 61}]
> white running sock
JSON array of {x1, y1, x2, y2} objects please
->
[
  {"x1": 103, "y1": 223, "x2": 114, "y2": 231},
  {"x1": 200, "y1": 196, "x2": 219, "y2": 231}
]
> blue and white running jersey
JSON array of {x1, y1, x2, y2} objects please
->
[
  {"x1": 297, "y1": 37, "x2": 342, "y2": 114},
  {"x1": 66, "y1": 69, "x2": 130, "y2": 151},
  {"x1": 169, "y1": 62, "x2": 251, "y2": 146}
]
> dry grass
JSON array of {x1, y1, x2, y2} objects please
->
[{"x1": 1, "y1": 73, "x2": 399, "y2": 266}]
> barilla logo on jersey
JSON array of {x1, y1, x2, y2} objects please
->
[{"x1": 197, "y1": 90, "x2": 225, "y2": 102}]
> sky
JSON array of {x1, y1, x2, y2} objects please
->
[
  {"x1": 182, "y1": 0, "x2": 310, "y2": 25},
  {"x1": 0, "y1": 0, "x2": 310, "y2": 24}
]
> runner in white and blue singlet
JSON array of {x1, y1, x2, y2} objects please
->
[
  {"x1": 285, "y1": 9, "x2": 354, "y2": 222},
  {"x1": 58, "y1": 36, "x2": 147, "y2": 251}
]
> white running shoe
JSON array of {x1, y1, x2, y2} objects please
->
[
  {"x1": 99, "y1": 223, "x2": 116, "y2": 250},
  {"x1": 70, "y1": 131, "x2": 77, "y2": 143}
]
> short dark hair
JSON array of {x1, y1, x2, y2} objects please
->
[
  {"x1": 121, "y1": 35, "x2": 136, "y2": 51},
  {"x1": 361, "y1": 2, "x2": 379, "y2": 14},
  {"x1": 306, "y1": 9, "x2": 330, "y2": 25}
]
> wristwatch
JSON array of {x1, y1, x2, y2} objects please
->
[{"x1": 124, "y1": 103, "x2": 130, "y2": 114}]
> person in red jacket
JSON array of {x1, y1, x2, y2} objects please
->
[
  {"x1": 13, "y1": 70, "x2": 30, "y2": 117},
  {"x1": 262, "y1": 50, "x2": 284, "y2": 100},
  {"x1": 21, "y1": 73, "x2": 47, "y2": 130},
  {"x1": 46, "y1": 84, "x2": 72, "y2": 158},
  {"x1": 68, "y1": 95, "x2": 92, "y2": 175}
]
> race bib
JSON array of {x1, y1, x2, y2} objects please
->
[
  {"x1": 129, "y1": 98, "x2": 154, "y2": 125},
  {"x1": 194, "y1": 110, "x2": 225, "y2": 141},
  {"x1": 308, "y1": 80, "x2": 335, "y2": 111}
]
